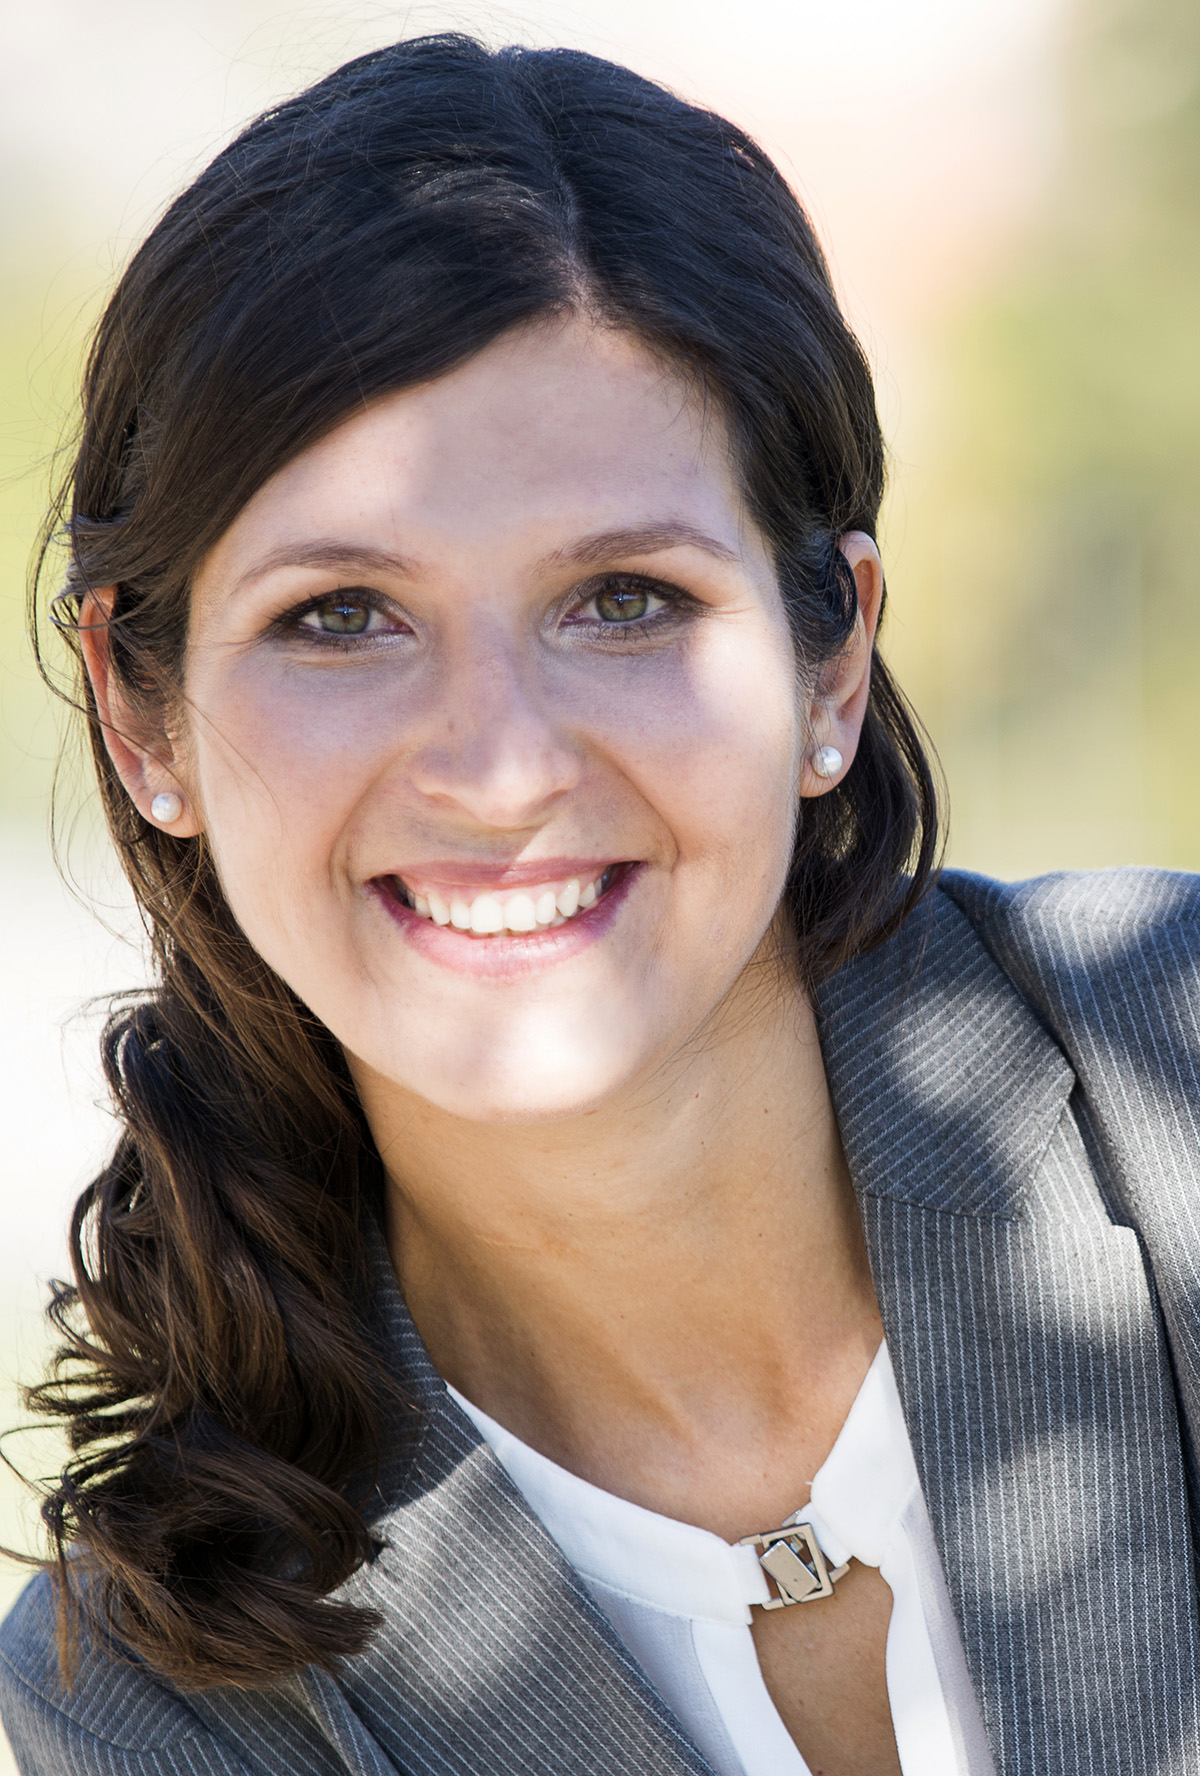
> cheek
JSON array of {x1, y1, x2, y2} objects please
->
[
  {"x1": 183, "y1": 666, "x2": 392, "y2": 924},
  {"x1": 590, "y1": 631, "x2": 801, "y2": 893}
]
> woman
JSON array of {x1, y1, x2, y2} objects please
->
[{"x1": 3, "y1": 32, "x2": 1199, "y2": 1776}]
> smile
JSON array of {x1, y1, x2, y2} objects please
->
[{"x1": 382, "y1": 866, "x2": 622, "y2": 937}]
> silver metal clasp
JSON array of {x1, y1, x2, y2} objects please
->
[{"x1": 738, "y1": 1515, "x2": 851, "y2": 1609}]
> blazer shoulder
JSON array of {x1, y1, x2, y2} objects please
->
[
  {"x1": 0, "y1": 1574, "x2": 247, "y2": 1774},
  {"x1": 941, "y1": 864, "x2": 1200, "y2": 937},
  {"x1": 935, "y1": 866, "x2": 1200, "y2": 1101}
]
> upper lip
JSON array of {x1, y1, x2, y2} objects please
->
[{"x1": 377, "y1": 858, "x2": 621, "y2": 894}]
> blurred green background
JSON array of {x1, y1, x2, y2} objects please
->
[
  {"x1": 2, "y1": 0, "x2": 1198, "y2": 1760},
  {"x1": 887, "y1": 0, "x2": 1200, "y2": 873}
]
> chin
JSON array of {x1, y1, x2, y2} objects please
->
[
  {"x1": 357, "y1": 1016, "x2": 649, "y2": 1124},
  {"x1": 401, "y1": 1058, "x2": 638, "y2": 1125},
  {"x1": 357, "y1": 989, "x2": 666, "y2": 1124}
]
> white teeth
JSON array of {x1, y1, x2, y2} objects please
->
[
  {"x1": 402, "y1": 871, "x2": 611, "y2": 936},
  {"x1": 504, "y1": 893, "x2": 538, "y2": 933},
  {"x1": 470, "y1": 894, "x2": 505, "y2": 935}
]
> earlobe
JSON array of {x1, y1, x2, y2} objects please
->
[
  {"x1": 799, "y1": 530, "x2": 883, "y2": 799},
  {"x1": 810, "y1": 745, "x2": 844, "y2": 781},
  {"x1": 77, "y1": 588, "x2": 201, "y2": 835}
]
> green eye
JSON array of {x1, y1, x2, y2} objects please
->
[
  {"x1": 594, "y1": 586, "x2": 650, "y2": 623},
  {"x1": 315, "y1": 598, "x2": 371, "y2": 634}
]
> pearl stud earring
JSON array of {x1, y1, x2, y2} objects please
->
[
  {"x1": 150, "y1": 791, "x2": 184, "y2": 825},
  {"x1": 811, "y1": 746, "x2": 843, "y2": 780}
]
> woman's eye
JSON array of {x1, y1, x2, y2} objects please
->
[
  {"x1": 295, "y1": 594, "x2": 393, "y2": 638},
  {"x1": 579, "y1": 580, "x2": 670, "y2": 626},
  {"x1": 319, "y1": 600, "x2": 370, "y2": 634},
  {"x1": 595, "y1": 586, "x2": 651, "y2": 623}
]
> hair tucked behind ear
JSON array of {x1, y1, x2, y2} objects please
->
[
  {"x1": 27, "y1": 32, "x2": 941, "y2": 1690},
  {"x1": 780, "y1": 546, "x2": 940, "y2": 972}
]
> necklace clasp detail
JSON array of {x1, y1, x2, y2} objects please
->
[{"x1": 738, "y1": 1515, "x2": 851, "y2": 1608}]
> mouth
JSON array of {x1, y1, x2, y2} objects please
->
[{"x1": 377, "y1": 863, "x2": 630, "y2": 938}]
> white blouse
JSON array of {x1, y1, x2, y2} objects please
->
[{"x1": 449, "y1": 1344, "x2": 995, "y2": 1776}]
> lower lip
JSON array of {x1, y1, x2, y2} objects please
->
[{"x1": 367, "y1": 864, "x2": 640, "y2": 978}]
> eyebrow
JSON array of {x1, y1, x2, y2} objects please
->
[
  {"x1": 231, "y1": 520, "x2": 740, "y2": 597},
  {"x1": 231, "y1": 542, "x2": 418, "y2": 597},
  {"x1": 539, "y1": 522, "x2": 740, "y2": 570}
]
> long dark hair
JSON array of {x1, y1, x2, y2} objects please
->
[{"x1": 28, "y1": 33, "x2": 940, "y2": 1690}]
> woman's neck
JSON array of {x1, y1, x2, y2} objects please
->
[{"x1": 356, "y1": 972, "x2": 883, "y2": 1540}]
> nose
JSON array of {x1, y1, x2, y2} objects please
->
[{"x1": 406, "y1": 631, "x2": 583, "y2": 829}]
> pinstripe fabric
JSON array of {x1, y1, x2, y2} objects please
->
[
  {"x1": 4, "y1": 868, "x2": 1200, "y2": 1772},
  {"x1": 188, "y1": 1245, "x2": 713, "y2": 1776},
  {"x1": 0, "y1": 1240, "x2": 715, "y2": 1776},
  {"x1": 818, "y1": 876, "x2": 1200, "y2": 1772},
  {"x1": 942, "y1": 869, "x2": 1200, "y2": 1485}
]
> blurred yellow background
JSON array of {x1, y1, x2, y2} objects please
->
[{"x1": 2, "y1": 0, "x2": 1197, "y2": 1760}]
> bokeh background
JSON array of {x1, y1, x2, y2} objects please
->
[{"x1": 2, "y1": 0, "x2": 1197, "y2": 1759}]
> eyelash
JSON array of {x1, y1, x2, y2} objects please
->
[
  {"x1": 271, "y1": 574, "x2": 697, "y2": 651},
  {"x1": 269, "y1": 589, "x2": 407, "y2": 650},
  {"x1": 565, "y1": 574, "x2": 695, "y2": 642}
]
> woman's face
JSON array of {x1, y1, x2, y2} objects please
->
[{"x1": 169, "y1": 317, "x2": 841, "y2": 1121}]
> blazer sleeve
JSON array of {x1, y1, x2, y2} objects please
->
[{"x1": 0, "y1": 1576, "x2": 255, "y2": 1776}]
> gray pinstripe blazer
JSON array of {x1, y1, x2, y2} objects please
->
[{"x1": 5, "y1": 866, "x2": 1200, "y2": 1774}]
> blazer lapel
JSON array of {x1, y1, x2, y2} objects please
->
[
  {"x1": 818, "y1": 888, "x2": 1200, "y2": 1773},
  {"x1": 189, "y1": 1233, "x2": 714, "y2": 1776},
  {"x1": 336, "y1": 1250, "x2": 715, "y2": 1776}
]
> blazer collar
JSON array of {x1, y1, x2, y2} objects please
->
[
  {"x1": 819, "y1": 884, "x2": 1200, "y2": 1772},
  {"x1": 815, "y1": 883, "x2": 1075, "y2": 1219},
  {"x1": 189, "y1": 1230, "x2": 715, "y2": 1776},
  {"x1": 339, "y1": 1239, "x2": 718, "y2": 1776}
]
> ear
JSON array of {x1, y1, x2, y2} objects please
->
[
  {"x1": 78, "y1": 587, "x2": 203, "y2": 836},
  {"x1": 799, "y1": 531, "x2": 884, "y2": 799}
]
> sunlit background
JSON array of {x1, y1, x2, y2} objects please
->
[{"x1": 2, "y1": 0, "x2": 1197, "y2": 1758}]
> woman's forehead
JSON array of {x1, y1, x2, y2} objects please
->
[{"x1": 197, "y1": 317, "x2": 753, "y2": 590}]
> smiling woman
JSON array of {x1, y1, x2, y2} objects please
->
[
  {"x1": 129, "y1": 319, "x2": 878, "y2": 1117},
  {"x1": 4, "y1": 30, "x2": 1200, "y2": 1776}
]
